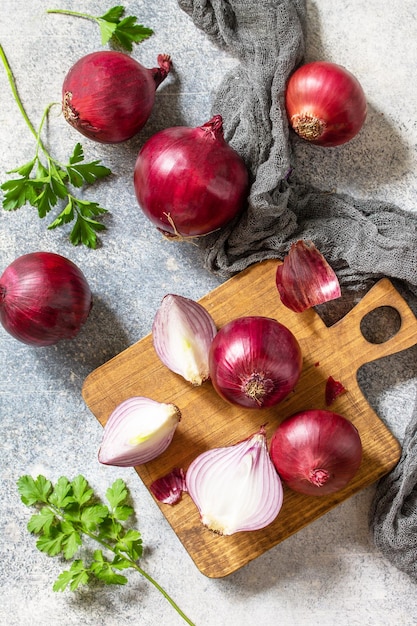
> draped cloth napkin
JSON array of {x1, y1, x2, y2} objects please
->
[{"x1": 177, "y1": 0, "x2": 417, "y2": 582}]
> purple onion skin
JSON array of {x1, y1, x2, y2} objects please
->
[
  {"x1": 62, "y1": 51, "x2": 172, "y2": 143},
  {"x1": 270, "y1": 409, "x2": 363, "y2": 496},
  {"x1": 209, "y1": 316, "x2": 303, "y2": 409},
  {"x1": 0, "y1": 252, "x2": 92, "y2": 346},
  {"x1": 133, "y1": 115, "x2": 249, "y2": 237}
]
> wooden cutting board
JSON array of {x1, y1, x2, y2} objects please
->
[{"x1": 82, "y1": 259, "x2": 416, "y2": 578}]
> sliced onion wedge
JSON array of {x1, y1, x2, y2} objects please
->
[
  {"x1": 276, "y1": 240, "x2": 341, "y2": 312},
  {"x1": 152, "y1": 294, "x2": 217, "y2": 386},
  {"x1": 98, "y1": 397, "x2": 181, "y2": 467}
]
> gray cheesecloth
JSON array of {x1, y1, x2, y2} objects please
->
[{"x1": 177, "y1": 0, "x2": 417, "y2": 581}]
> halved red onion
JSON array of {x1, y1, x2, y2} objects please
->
[
  {"x1": 152, "y1": 294, "x2": 217, "y2": 385},
  {"x1": 276, "y1": 240, "x2": 341, "y2": 312},
  {"x1": 98, "y1": 397, "x2": 181, "y2": 467},
  {"x1": 186, "y1": 427, "x2": 283, "y2": 535}
]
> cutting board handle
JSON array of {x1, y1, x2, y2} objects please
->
[{"x1": 330, "y1": 278, "x2": 417, "y2": 367}]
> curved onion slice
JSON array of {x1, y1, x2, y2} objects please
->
[
  {"x1": 150, "y1": 468, "x2": 187, "y2": 505},
  {"x1": 98, "y1": 397, "x2": 181, "y2": 467},
  {"x1": 276, "y1": 240, "x2": 341, "y2": 312},
  {"x1": 152, "y1": 294, "x2": 217, "y2": 385},
  {"x1": 186, "y1": 427, "x2": 283, "y2": 535}
]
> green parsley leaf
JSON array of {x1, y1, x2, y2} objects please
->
[
  {"x1": 36, "y1": 528, "x2": 65, "y2": 556},
  {"x1": 53, "y1": 560, "x2": 89, "y2": 592},
  {"x1": 100, "y1": 5, "x2": 125, "y2": 23},
  {"x1": 0, "y1": 45, "x2": 111, "y2": 247},
  {"x1": 47, "y1": 6, "x2": 153, "y2": 53},
  {"x1": 17, "y1": 474, "x2": 195, "y2": 625},
  {"x1": 70, "y1": 475, "x2": 94, "y2": 507},
  {"x1": 27, "y1": 507, "x2": 56, "y2": 535},
  {"x1": 49, "y1": 476, "x2": 74, "y2": 509},
  {"x1": 80, "y1": 504, "x2": 109, "y2": 530},
  {"x1": 17, "y1": 475, "x2": 52, "y2": 506},
  {"x1": 109, "y1": 16, "x2": 154, "y2": 52},
  {"x1": 62, "y1": 529, "x2": 83, "y2": 560},
  {"x1": 106, "y1": 478, "x2": 129, "y2": 510}
]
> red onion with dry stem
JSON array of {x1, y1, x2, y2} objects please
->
[
  {"x1": 285, "y1": 61, "x2": 367, "y2": 147},
  {"x1": 62, "y1": 51, "x2": 172, "y2": 143},
  {"x1": 134, "y1": 115, "x2": 249, "y2": 238}
]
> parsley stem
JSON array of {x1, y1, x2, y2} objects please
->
[
  {"x1": 0, "y1": 43, "x2": 41, "y2": 143},
  {"x1": 81, "y1": 527, "x2": 196, "y2": 626},
  {"x1": 128, "y1": 561, "x2": 196, "y2": 626},
  {"x1": 0, "y1": 42, "x2": 60, "y2": 163},
  {"x1": 46, "y1": 9, "x2": 98, "y2": 23}
]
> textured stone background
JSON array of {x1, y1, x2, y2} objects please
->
[{"x1": 1, "y1": 1, "x2": 417, "y2": 625}]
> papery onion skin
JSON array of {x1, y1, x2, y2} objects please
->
[
  {"x1": 98, "y1": 397, "x2": 181, "y2": 467},
  {"x1": 270, "y1": 409, "x2": 362, "y2": 496},
  {"x1": 186, "y1": 427, "x2": 283, "y2": 535},
  {"x1": 276, "y1": 240, "x2": 341, "y2": 312},
  {"x1": 0, "y1": 252, "x2": 92, "y2": 346},
  {"x1": 285, "y1": 61, "x2": 367, "y2": 147},
  {"x1": 152, "y1": 294, "x2": 217, "y2": 385},
  {"x1": 133, "y1": 115, "x2": 249, "y2": 238},
  {"x1": 325, "y1": 375, "x2": 347, "y2": 406},
  {"x1": 209, "y1": 316, "x2": 302, "y2": 409},
  {"x1": 62, "y1": 51, "x2": 172, "y2": 143}
]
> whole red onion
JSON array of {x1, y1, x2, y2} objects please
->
[
  {"x1": 209, "y1": 316, "x2": 303, "y2": 409},
  {"x1": 0, "y1": 252, "x2": 92, "y2": 346},
  {"x1": 285, "y1": 61, "x2": 367, "y2": 147},
  {"x1": 133, "y1": 115, "x2": 249, "y2": 238},
  {"x1": 270, "y1": 409, "x2": 362, "y2": 496},
  {"x1": 62, "y1": 51, "x2": 172, "y2": 143}
]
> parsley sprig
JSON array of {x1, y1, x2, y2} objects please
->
[
  {"x1": 47, "y1": 6, "x2": 154, "y2": 52},
  {"x1": 0, "y1": 44, "x2": 111, "y2": 248},
  {"x1": 17, "y1": 474, "x2": 195, "y2": 625}
]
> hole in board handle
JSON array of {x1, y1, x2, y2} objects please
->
[{"x1": 360, "y1": 306, "x2": 401, "y2": 344}]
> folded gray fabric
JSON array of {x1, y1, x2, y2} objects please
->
[{"x1": 178, "y1": 0, "x2": 417, "y2": 581}]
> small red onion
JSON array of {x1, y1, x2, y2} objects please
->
[
  {"x1": 186, "y1": 426, "x2": 283, "y2": 535},
  {"x1": 0, "y1": 251, "x2": 92, "y2": 346},
  {"x1": 270, "y1": 409, "x2": 362, "y2": 496},
  {"x1": 98, "y1": 397, "x2": 181, "y2": 467},
  {"x1": 285, "y1": 61, "x2": 367, "y2": 147},
  {"x1": 62, "y1": 51, "x2": 172, "y2": 143},
  {"x1": 152, "y1": 294, "x2": 217, "y2": 385},
  {"x1": 133, "y1": 115, "x2": 249, "y2": 238},
  {"x1": 276, "y1": 240, "x2": 341, "y2": 312},
  {"x1": 209, "y1": 316, "x2": 302, "y2": 409}
]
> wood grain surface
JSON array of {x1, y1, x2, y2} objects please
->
[{"x1": 82, "y1": 260, "x2": 417, "y2": 578}]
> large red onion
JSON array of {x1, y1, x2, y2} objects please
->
[
  {"x1": 270, "y1": 409, "x2": 362, "y2": 496},
  {"x1": 209, "y1": 316, "x2": 302, "y2": 409},
  {"x1": 285, "y1": 61, "x2": 367, "y2": 147},
  {"x1": 0, "y1": 252, "x2": 92, "y2": 346},
  {"x1": 133, "y1": 115, "x2": 249, "y2": 238},
  {"x1": 62, "y1": 51, "x2": 172, "y2": 143}
]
